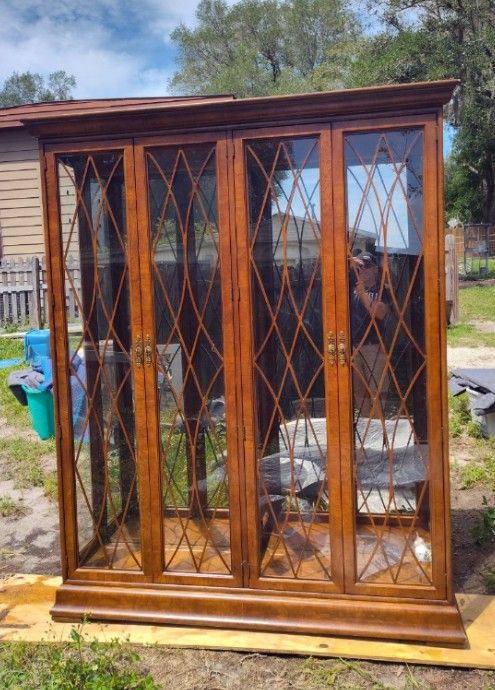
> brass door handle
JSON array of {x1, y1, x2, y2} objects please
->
[
  {"x1": 144, "y1": 334, "x2": 153, "y2": 368},
  {"x1": 134, "y1": 335, "x2": 143, "y2": 368},
  {"x1": 327, "y1": 331, "x2": 336, "y2": 366},
  {"x1": 338, "y1": 331, "x2": 347, "y2": 366}
]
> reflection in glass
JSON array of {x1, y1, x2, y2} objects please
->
[
  {"x1": 57, "y1": 152, "x2": 141, "y2": 570},
  {"x1": 345, "y1": 130, "x2": 432, "y2": 585},
  {"x1": 246, "y1": 136, "x2": 331, "y2": 581},
  {"x1": 146, "y1": 144, "x2": 231, "y2": 574}
]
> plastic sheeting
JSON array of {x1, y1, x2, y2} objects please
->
[
  {"x1": 259, "y1": 416, "x2": 428, "y2": 501},
  {"x1": 450, "y1": 368, "x2": 495, "y2": 415},
  {"x1": 7, "y1": 368, "x2": 44, "y2": 405}
]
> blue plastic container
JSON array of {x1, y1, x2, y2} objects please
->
[{"x1": 24, "y1": 329, "x2": 50, "y2": 364}]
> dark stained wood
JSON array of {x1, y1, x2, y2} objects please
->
[
  {"x1": 319, "y1": 127, "x2": 345, "y2": 592},
  {"x1": 422, "y1": 117, "x2": 448, "y2": 600},
  {"x1": 51, "y1": 580, "x2": 466, "y2": 646},
  {"x1": 40, "y1": 147, "x2": 72, "y2": 580},
  {"x1": 43, "y1": 149, "x2": 80, "y2": 579},
  {"x1": 40, "y1": 80, "x2": 465, "y2": 645},
  {"x1": 1, "y1": 95, "x2": 234, "y2": 131},
  {"x1": 26, "y1": 80, "x2": 459, "y2": 141}
]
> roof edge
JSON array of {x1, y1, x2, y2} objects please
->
[
  {"x1": 18, "y1": 80, "x2": 459, "y2": 139},
  {"x1": 0, "y1": 94, "x2": 236, "y2": 131}
]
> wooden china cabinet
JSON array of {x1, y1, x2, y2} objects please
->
[{"x1": 29, "y1": 80, "x2": 465, "y2": 644}]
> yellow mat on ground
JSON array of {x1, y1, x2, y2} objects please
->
[{"x1": 1, "y1": 574, "x2": 494, "y2": 669}]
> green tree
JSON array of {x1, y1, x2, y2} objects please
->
[
  {"x1": 0, "y1": 70, "x2": 76, "y2": 107},
  {"x1": 348, "y1": 1, "x2": 495, "y2": 224},
  {"x1": 170, "y1": 0, "x2": 361, "y2": 97}
]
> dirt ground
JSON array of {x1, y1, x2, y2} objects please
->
[
  {"x1": 447, "y1": 344, "x2": 495, "y2": 369},
  {"x1": 135, "y1": 647, "x2": 495, "y2": 689},
  {"x1": 1, "y1": 346, "x2": 495, "y2": 688},
  {"x1": 0, "y1": 416, "x2": 60, "y2": 575}
]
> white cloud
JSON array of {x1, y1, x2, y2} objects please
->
[{"x1": 0, "y1": 0, "x2": 214, "y2": 98}]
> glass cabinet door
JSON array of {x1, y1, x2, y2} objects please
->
[
  {"x1": 335, "y1": 121, "x2": 446, "y2": 597},
  {"x1": 135, "y1": 136, "x2": 243, "y2": 585},
  {"x1": 235, "y1": 128, "x2": 343, "y2": 594},
  {"x1": 51, "y1": 145, "x2": 150, "y2": 576}
]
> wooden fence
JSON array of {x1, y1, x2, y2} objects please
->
[
  {"x1": 0, "y1": 245, "x2": 464, "y2": 331},
  {"x1": 0, "y1": 255, "x2": 80, "y2": 329},
  {"x1": 452, "y1": 225, "x2": 495, "y2": 266}
]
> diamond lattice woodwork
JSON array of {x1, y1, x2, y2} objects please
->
[
  {"x1": 146, "y1": 144, "x2": 231, "y2": 575},
  {"x1": 345, "y1": 130, "x2": 432, "y2": 586},
  {"x1": 58, "y1": 152, "x2": 141, "y2": 571},
  {"x1": 245, "y1": 136, "x2": 332, "y2": 581}
]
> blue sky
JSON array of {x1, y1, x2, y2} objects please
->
[
  {"x1": 0, "y1": 0, "x2": 207, "y2": 99},
  {"x1": 0, "y1": 0, "x2": 454, "y2": 154}
]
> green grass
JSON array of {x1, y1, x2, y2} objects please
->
[
  {"x1": 0, "y1": 337, "x2": 24, "y2": 361},
  {"x1": 0, "y1": 495, "x2": 25, "y2": 518},
  {"x1": 0, "y1": 365, "x2": 31, "y2": 427},
  {"x1": 0, "y1": 364, "x2": 31, "y2": 428},
  {"x1": 456, "y1": 435, "x2": 495, "y2": 489},
  {"x1": 460, "y1": 460, "x2": 495, "y2": 489},
  {"x1": 42, "y1": 470, "x2": 59, "y2": 501},
  {"x1": 160, "y1": 408, "x2": 229, "y2": 509},
  {"x1": 449, "y1": 392, "x2": 472, "y2": 438},
  {"x1": 447, "y1": 323, "x2": 495, "y2": 348},
  {"x1": 449, "y1": 393, "x2": 495, "y2": 489},
  {"x1": 447, "y1": 287, "x2": 495, "y2": 489},
  {"x1": 301, "y1": 657, "x2": 407, "y2": 689},
  {"x1": 471, "y1": 496, "x2": 495, "y2": 545},
  {"x1": 0, "y1": 436, "x2": 57, "y2": 495},
  {"x1": 447, "y1": 285, "x2": 495, "y2": 347},
  {"x1": 459, "y1": 284, "x2": 495, "y2": 322},
  {"x1": 0, "y1": 336, "x2": 57, "y2": 500},
  {"x1": 0, "y1": 627, "x2": 158, "y2": 690},
  {"x1": 0, "y1": 338, "x2": 30, "y2": 428}
]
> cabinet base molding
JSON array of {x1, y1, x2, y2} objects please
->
[{"x1": 51, "y1": 582, "x2": 467, "y2": 647}]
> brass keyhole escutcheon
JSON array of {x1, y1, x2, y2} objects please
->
[
  {"x1": 134, "y1": 335, "x2": 143, "y2": 368},
  {"x1": 327, "y1": 331, "x2": 336, "y2": 366},
  {"x1": 338, "y1": 331, "x2": 347, "y2": 366},
  {"x1": 144, "y1": 334, "x2": 153, "y2": 367}
]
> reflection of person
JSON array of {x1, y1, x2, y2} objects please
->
[{"x1": 350, "y1": 251, "x2": 390, "y2": 418}]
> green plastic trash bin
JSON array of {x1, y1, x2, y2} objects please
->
[{"x1": 22, "y1": 385, "x2": 55, "y2": 440}]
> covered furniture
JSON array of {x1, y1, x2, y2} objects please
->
[{"x1": 25, "y1": 80, "x2": 465, "y2": 644}]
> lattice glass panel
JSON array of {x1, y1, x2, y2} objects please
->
[
  {"x1": 246, "y1": 136, "x2": 331, "y2": 581},
  {"x1": 57, "y1": 152, "x2": 141, "y2": 571},
  {"x1": 345, "y1": 129, "x2": 432, "y2": 586},
  {"x1": 146, "y1": 143, "x2": 231, "y2": 575}
]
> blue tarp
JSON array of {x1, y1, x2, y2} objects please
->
[{"x1": 0, "y1": 357, "x2": 22, "y2": 369}]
